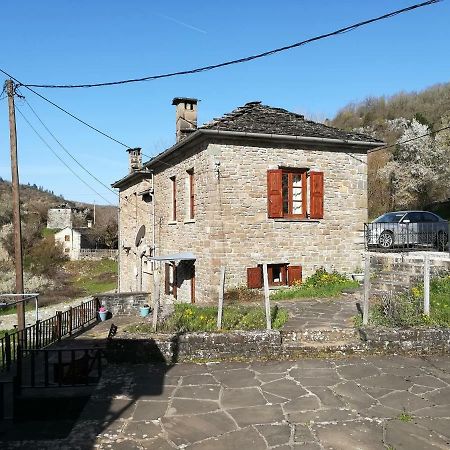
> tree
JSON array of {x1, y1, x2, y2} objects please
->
[{"x1": 382, "y1": 119, "x2": 450, "y2": 209}]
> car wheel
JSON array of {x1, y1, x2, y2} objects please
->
[
  {"x1": 378, "y1": 231, "x2": 394, "y2": 249},
  {"x1": 435, "y1": 231, "x2": 448, "y2": 250}
]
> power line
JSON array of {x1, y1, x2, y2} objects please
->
[
  {"x1": 15, "y1": 106, "x2": 115, "y2": 205},
  {"x1": 0, "y1": 68, "x2": 130, "y2": 148},
  {"x1": 14, "y1": 0, "x2": 442, "y2": 89},
  {"x1": 22, "y1": 96, "x2": 121, "y2": 199}
]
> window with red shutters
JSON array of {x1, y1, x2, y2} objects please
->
[{"x1": 267, "y1": 169, "x2": 323, "y2": 220}]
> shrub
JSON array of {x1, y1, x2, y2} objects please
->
[
  {"x1": 359, "y1": 274, "x2": 450, "y2": 327},
  {"x1": 25, "y1": 236, "x2": 67, "y2": 275},
  {"x1": 272, "y1": 268, "x2": 358, "y2": 300}
]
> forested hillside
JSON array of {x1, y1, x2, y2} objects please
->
[{"x1": 329, "y1": 83, "x2": 450, "y2": 219}]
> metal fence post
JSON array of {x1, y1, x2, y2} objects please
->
[
  {"x1": 56, "y1": 311, "x2": 62, "y2": 341},
  {"x1": 4, "y1": 333, "x2": 11, "y2": 371},
  {"x1": 423, "y1": 254, "x2": 430, "y2": 316},
  {"x1": 69, "y1": 307, "x2": 73, "y2": 335},
  {"x1": 363, "y1": 254, "x2": 370, "y2": 325},
  {"x1": 262, "y1": 264, "x2": 272, "y2": 330}
]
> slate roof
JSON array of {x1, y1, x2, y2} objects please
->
[{"x1": 201, "y1": 101, "x2": 382, "y2": 143}]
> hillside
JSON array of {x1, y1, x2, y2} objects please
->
[{"x1": 329, "y1": 83, "x2": 450, "y2": 219}]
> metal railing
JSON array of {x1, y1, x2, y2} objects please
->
[
  {"x1": 15, "y1": 347, "x2": 104, "y2": 392},
  {"x1": 0, "y1": 298, "x2": 100, "y2": 372},
  {"x1": 365, "y1": 221, "x2": 449, "y2": 252}
]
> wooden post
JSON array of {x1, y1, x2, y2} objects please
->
[
  {"x1": 56, "y1": 311, "x2": 62, "y2": 341},
  {"x1": 152, "y1": 267, "x2": 160, "y2": 331},
  {"x1": 363, "y1": 254, "x2": 370, "y2": 325},
  {"x1": 217, "y1": 267, "x2": 225, "y2": 330},
  {"x1": 423, "y1": 254, "x2": 430, "y2": 316},
  {"x1": 6, "y1": 79, "x2": 25, "y2": 332},
  {"x1": 262, "y1": 264, "x2": 271, "y2": 330}
]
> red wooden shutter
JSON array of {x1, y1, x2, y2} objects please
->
[
  {"x1": 310, "y1": 171, "x2": 324, "y2": 219},
  {"x1": 267, "y1": 169, "x2": 283, "y2": 218},
  {"x1": 288, "y1": 265, "x2": 302, "y2": 286},
  {"x1": 247, "y1": 267, "x2": 263, "y2": 289},
  {"x1": 165, "y1": 263, "x2": 170, "y2": 295}
]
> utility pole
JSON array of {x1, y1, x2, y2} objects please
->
[{"x1": 6, "y1": 79, "x2": 25, "y2": 331}]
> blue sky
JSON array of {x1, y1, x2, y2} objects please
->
[{"x1": 0, "y1": 0, "x2": 448, "y2": 205}]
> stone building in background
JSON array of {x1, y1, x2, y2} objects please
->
[{"x1": 112, "y1": 98, "x2": 382, "y2": 303}]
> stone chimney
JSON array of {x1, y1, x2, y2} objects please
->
[
  {"x1": 172, "y1": 97, "x2": 198, "y2": 143},
  {"x1": 127, "y1": 148, "x2": 142, "y2": 173}
]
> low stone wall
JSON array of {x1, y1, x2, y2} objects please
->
[
  {"x1": 369, "y1": 253, "x2": 450, "y2": 298},
  {"x1": 359, "y1": 327, "x2": 450, "y2": 353},
  {"x1": 107, "y1": 330, "x2": 282, "y2": 363},
  {"x1": 95, "y1": 292, "x2": 151, "y2": 316}
]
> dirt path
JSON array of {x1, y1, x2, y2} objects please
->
[{"x1": 0, "y1": 295, "x2": 94, "y2": 330}]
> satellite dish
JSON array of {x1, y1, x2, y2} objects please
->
[{"x1": 135, "y1": 225, "x2": 146, "y2": 247}]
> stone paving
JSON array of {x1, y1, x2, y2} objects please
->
[{"x1": 3, "y1": 354, "x2": 450, "y2": 449}]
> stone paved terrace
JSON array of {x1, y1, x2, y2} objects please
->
[{"x1": 2, "y1": 355, "x2": 450, "y2": 449}]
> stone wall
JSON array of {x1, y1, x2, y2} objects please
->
[
  {"x1": 47, "y1": 208, "x2": 72, "y2": 229},
  {"x1": 96, "y1": 292, "x2": 151, "y2": 316},
  {"x1": 369, "y1": 253, "x2": 450, "y2": 298},
  {"x1": 118, "y1": 137, "x2": 368, "y2": 303},
  {"x1": 107, "y1": 330, "x2": 282, "y2": 363}
]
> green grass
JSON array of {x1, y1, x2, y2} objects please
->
[
  {"x1": 41, "y1": 228, "x2": 58, "y2": 237},
  {"x1": 356, "y1": 274, "x2": 450, "y2": 327},
  {"x1": 0, "y1": 303, "x2": 34, "y2": 316},
  {"x1": 125, "y1": 304, "x2": 288, "y2": 333},
  {"x1": 271, "y1": 268, "x2": 359, "y2": 301},
  {"x1": 67, "y1": 259, "x2": 118, "y2": 295}
]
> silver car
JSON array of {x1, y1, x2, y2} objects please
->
[{"x1": 366, "y1": 210, "x2": 449, "y2": 250}]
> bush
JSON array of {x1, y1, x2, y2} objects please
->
[
  {"x1": 359, "y1": 274, "x2": 450, "y2": 327},
  {"x1": 25, "y1": 236, "x2": 67, "y2": 275}
]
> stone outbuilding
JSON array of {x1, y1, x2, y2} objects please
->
[{"x1": 112, "y1": 98, "x2": 383, "y2": 303}]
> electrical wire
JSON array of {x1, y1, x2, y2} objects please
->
[
  {"x1": 15, "y1": 106, "x2": 115, "y2": 205},
  {"x1": 23, "y1": 96, "x2": 121, "y2": 199},
  {"x1": 0, "y1": 68, "x2": 130, "y2": 148},
  {"x1": 12, "y1": 0, "x2": 442, "y2": 89}
]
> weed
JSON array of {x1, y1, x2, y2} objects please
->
[{"x1": 398, "y1": 410, "x2": 413, "y2": 422}]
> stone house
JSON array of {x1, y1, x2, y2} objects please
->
[
  {"x1": 54, "y1": 227, "x2": 95, "y2": 260},
  {"x1": 112, "y1": 98, "x2": 382, "y2": 303}
]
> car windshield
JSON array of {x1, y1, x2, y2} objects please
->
[{"x1": 373, "y1": 212, "x2": 405, "y2": 223}]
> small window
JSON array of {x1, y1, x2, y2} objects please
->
[
  {"x1": 268, "y1": 264, "x2": 288, "y2": 286},
  {"x1": 64, "y1": 235, "x2": 70, "y2": 241},
  {"x1": 64, "y1": 248, "x2": 70, "y2": 253},
  {"x1": 170, "y1": 176, "x2": 176, "y2": 221},
  {"x1": 247, "y1": 264, "x2": 302, "y2": 288}
]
